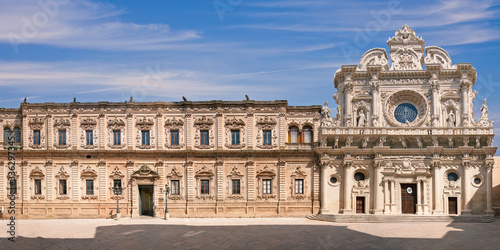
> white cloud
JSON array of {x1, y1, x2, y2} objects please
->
[{"x1": 0, "y1": 0, "x2": 201, "y2": 51}]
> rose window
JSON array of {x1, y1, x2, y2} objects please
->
[{"x1": 394, "y1": 103, "x2": 418, "y2": 124}]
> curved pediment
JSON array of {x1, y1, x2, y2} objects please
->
[
  {"x1": 358, "y1": 48, "x2": 389, "y2": 71},
  {"x1": 425, "y1": 46, "x2": 454, "y2": 69},
  {"x1": 131, "y1": 165, "x2": 160, "y2": 179}
]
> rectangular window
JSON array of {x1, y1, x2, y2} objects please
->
[
  {"x1": 9, "y1": 179, "x2": 16, "y2": 195},
  {"x1": 59, "y1": 179, "x2": 67, "y2": 195},
  {"x1": 263, "y1": 130, "x2": 272, "y2": 145},
  {"x1": 231, "y1": 130, "x2": 240, "y2": 145},
  {"x1": 232, "y1": 179, "x2": 241, "y2": 194},
  {"x1": 59, "y1": 130, "x2": 66, "y2": 145},
  {"x1": 200, "y1": 130, "x2": 209, "y2": 145},
  {"x1": 171, "y1": 130, "x2": 179, "y2": 145},
  {"x1": 86, "y1": 179, "x2": 94, "y2": 195},
  {"x1": 262, "y1": 179, "x2": 272, "y2": 194},
  {"x1": 141, "y1": 130, "x2": 150, "y2": 145},
  {"x1": 33, "y1": 130, "x2": 40, "y2": 145},
  {"x1": 200, "y1": 179, "x2": 209, "y2": 194},
  {"x1": 86, "y1": 130, "x2": 93, "y2": 145},
  {"x1": 34, "y1": 179, "x2": 42, "y2": 195},
  {"x1": 171, "y1": 180, "x2": 180, "y2": 195},
  {"x1": 113, "y1": 130, "x2": 121, "y2": 145},
  {"x1": 113, "y1": 179, "x2": 122, "y2": 188},
  {"x1": 295, "y1": 179, "x2": 304, "y2": 194}
]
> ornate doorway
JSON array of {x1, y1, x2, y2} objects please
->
[
  {"x1": 356, "y1": 197, "x2": 365, "y2": 213},
  {"x1": 139, "y1": 185, "x2": 154, "y2": 216},
  {"x1": 401, "y1": 184, "x2": 417, "y2": 214},
  {"x1": 448, "y1": 197, "x2": 457, "y2": 215}
]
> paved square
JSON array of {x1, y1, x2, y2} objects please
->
[{"x1": 2, "y1": 217, "x2": 500, "y2": 249}]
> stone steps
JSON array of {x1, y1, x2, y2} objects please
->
[{"x1": 308, "y1": 214, "x2": 495, "y2": 223}]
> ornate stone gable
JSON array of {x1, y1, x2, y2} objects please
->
[
  {"x1": 28, "y1": 116, "x2": 45, "y2": 149},
  {"x1": 80, "y1": 117, "x2": 98, "y2": 149},
  {"x1": 131, "y1": 165, "x2": 160, "y2": 179}
]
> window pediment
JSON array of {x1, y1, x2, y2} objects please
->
[
  {"x1": 55, "y1": 166, "x2": 69, "y2": 179},
  {"x1": 29, "y1": 166, "x2": 44, "y2": 179},
  {"x1": 81, "y1": 166, "x2": 98, "y2": 179},
  {"x1": 29, "y1": 116, "x2": 45, "y2": 130},
  {"x1": 109, "y1": 166, "x2": 124, "y2": 179},
  {"x1": 136, "y1": 117, "x2": 154, "y2": 130},
  {"x1": 80, "y1": 117, "x2": 97, "y2": 130},
  {"x1": 195, "y1": 166, "x2": 214, "y2": 178},
  {"x1": 165, "y1": 117, "x2": 184, "y2": 128},
  {"x1": 108, "y1": 117, "x2": 125, "y2": 128},
  {"x1": 194, "y1": 116, "x2": 214, "y2": 129},
  {"x1": 256, "y1": 116, "x2": 276, "y2": 129},
  {"x1": 54, "y1": 118, "x2": 71, "y2": 127},
  {"x1": 256, "y1": 166, "x2": 276, "y2": 178}
]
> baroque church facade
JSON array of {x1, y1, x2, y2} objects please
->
[{"x1": 0, "y1": 25, "x2": 496, "y2": 219}]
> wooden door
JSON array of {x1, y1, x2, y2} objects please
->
[
  {"x1": 139, "y1": 185, "x2": 154, "y2": 216},
  {"x1": 401, "y1": 184, "x2": 417, "y2": 214},
  {"x1": 448, "y1": 197, "x2": 457, "y2": 214},
  {"x1": 356, "y1": 197, "x2": 365, "y2": 213}
]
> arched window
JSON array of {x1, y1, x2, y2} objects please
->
[
  {"x1": 289, "y1": 126, "x2": 299, "y2": 143},
  {"x1": 13, "y1": 127, "x2": 21, "y2": 143},
  {"x1": 303, "y1": 126, "x2": 312, "y2": 143},
  {"x1": 4, "y1": 128, "x2": 11, "y2": 143}
]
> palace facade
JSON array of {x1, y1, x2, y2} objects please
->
[{"x1": 0, "y1": 25, "x2": 497, "y2": 219}]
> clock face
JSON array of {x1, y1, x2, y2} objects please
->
[{"x1": 394, "y1": 103, "x2": 418, "y2": 124}]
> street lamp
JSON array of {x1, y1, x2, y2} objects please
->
[
  {"x1": 161, "y1": 184, "x2": 170, "y2": 220},
  {"x1": 112, "y1": 186, "x2": 123, "y2": 220}
]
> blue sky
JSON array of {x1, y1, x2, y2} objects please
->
[{"x1": 1, "y1": 0, "x2": 500, "y2": 132}]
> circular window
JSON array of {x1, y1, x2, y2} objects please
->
[
  {"x1": 354, "y1": 172, "x2": 366, "y2": 181},
  {"x1": 474, "y1": 178, "x2": 482, "y2": 185},
  {"x1": 447, "y1": 172, "x2": 459, "y2": 182},
  {"x1": 394, "y1": 103, "x2": 418, "y2": 124},
  {"x1": 330, "y1": 177, "x2": 338, "y2": 184}
]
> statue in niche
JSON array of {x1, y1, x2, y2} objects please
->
[
  {"x1": 334, "y1": 138, "x2": 339, "y2": 149},
  {"x1": 476, "y1": 137, "x2": 481, "y2": 148},
  {"x1": 480, "y1": 99, "x2": 489, "y2": 119},
  {"x1": 357, "y1": 110, "x2": 366, "y2": 127},
  {"x1": 321, "y1": 101, "x2": 331, "y2": 119},
  {"x1": 447, "y1": 110, "x2": 456, "y2": 127}
]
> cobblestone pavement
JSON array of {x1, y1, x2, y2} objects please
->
[{"x1": 1, "y1": 217, "x2": 500, "y2": 249}]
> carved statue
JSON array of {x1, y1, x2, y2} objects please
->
[
  {"x1": 399, "y1": 138, "x2": 407, "y2": 148},
  {"x1": 448, "y1": 137, "x2": 453, "y2": 148},
  {"x1": 447, "y1": 110, "x2": 455, "y2": 127},
  {"x1": 321, "y1": 102, "x2": 331, "y2": 119},
  {"x1": 357, "y1": 110, "x2": 366, "y2": 127},
  {"x1": 464, "y1": 137, "x2": 469, "y2": 146},
  {"x1": 480, "y1": 99, "x2": 488, "y2": 119},
  {"x1": 346, "y1": 137, "x2": 353, "y2": 147},
  {"x1": 432, "y1": 137, "x2": 439, "y2": 147},
  {"x1": 334, "y1": 138, "x2": 339, "y2": 149},
  {"x1": 320, "y1": 138, "x2": 327, "y2": 147},
  {"x1": 416, "y1": 137, "x2": 423, "y2": 149},
  {"x1": 476, "y1": 137, "x2": 481, "y2": 148},
  {"x1": 362, "y1": 137, "x2": 369, "y2": 149}
]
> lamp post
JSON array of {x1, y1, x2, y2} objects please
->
[
  {"x1": 112, "y1": 186, "x2": 123, "y2": 220},
  {"x1": 161, "y1": 184, "x2": 170, "y2": 220}
]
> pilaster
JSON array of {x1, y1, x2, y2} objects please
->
[
  {"x1": 126, "y1": 113, "x2": 133, "y2": 149},
  {"x1": 185, "y1": 160, "x2": 194, "y2": 202},
  {"x1": 156, "y1": 113, "x2": 163, "y2": 150},
  {"x1": 216, "y1": 112, "x2": 223, "y2": 150},
  {"x1": 98, "y1": 161, "x2": 106, "y2": 202},
  {"x1": 216, "y1": 161, "x2": 224, "y2": 201},
  {"x1": 99, "y1": 113, "x2": 105, "y2": 149},
  {"x1": 278, "y1": 160, "x2": 286, "y2": 202},
  {"x1": 246, "y1": 161, "x2": 255, "y2": 201},
  {"x1": 71, "y1": 161, "x2": 79, "y2": 202},
  {"x1": 21, "y1": 161, "x2": 28, "y2": 202},
  {"x1": 46, "y1": 161, "x2": 53, "y2": 201}
]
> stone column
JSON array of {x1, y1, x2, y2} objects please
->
[
  {"x1": 430, "y1": 80, "x2": 439, "y2": 126},
  {"x1": 343, "y1": 164, "x2": 352, "y2": 214},
  {"x1": 417, "y1": 180, "x2": 422, "y2": 215},
  {"x1": 320, "y1": 164, "x2": 329, "y2": 213},
  {"x1": 373, "y1": 165, "x2": 383, "y2": 214},
  {"x1": 423, "y1": 180, "x2": 429, "y2": 214},
  {"x1": 343, "y1": 83, "x2": 352, "y2": 126},
  {"x1": 462, "y1": 163, "x2": 472, "y2": 214},
  {"x1": 370, "y1": 80, "x2": 380, "y2": 126},
  {"x1": 433, "y1": 165, "x2": 443, "y2": 214},
  {"x1": 384, "y1": 179, "x2": 390, "y2": 214},
  {"x1": 391, "y1": 180, "x2": 397, "y2": 213},
  {"x1": 486, "y1": 163, "x2": 494, "y2": 215}
]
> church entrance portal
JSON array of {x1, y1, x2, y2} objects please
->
[
  {"x1": 139, "y1": 185, "x2": 154, "y2": 216},
  {"x1": 401, "y1": 184, "x2": 417, "y2": 214}
]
